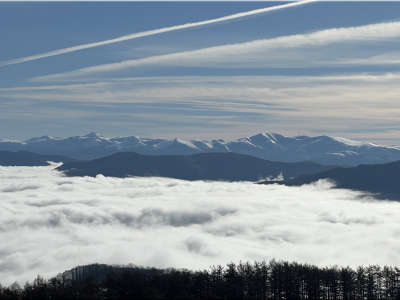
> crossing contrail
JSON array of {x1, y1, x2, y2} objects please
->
[{"x1": 0, "y1": 0, "x2": 317, "y2": 67}]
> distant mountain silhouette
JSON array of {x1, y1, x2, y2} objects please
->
[
  {"x1": 2, "y1": 132, "x2": 400, "y2": 165},
  {"x1": 260, "y1": 160, "x2": 400, "y2": 200},
  {"x1": 0, "y1": 150, "x2": 78, "y2": 166},
  {"x1": 56, "y1": 152, "x2": 337, "y2": 181}
]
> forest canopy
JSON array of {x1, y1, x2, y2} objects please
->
[{"x1": 1, "y1": 260, "x2": 400, "y2": 300}]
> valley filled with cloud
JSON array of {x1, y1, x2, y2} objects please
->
[{"x1": 1, "y1": 164, "x2": 400, "y2": 286}]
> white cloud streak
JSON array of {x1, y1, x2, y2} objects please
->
[
  {"x1": 33, "y1": 21, "x2": 400, "y2": 81},
  {"x1": 3, "y1": 74, "x2": 400, "y2": 143},
  {"x1": 0, "y1": 0, "x2": 316, "y2": 67},
  {"x1": 1, "y1": 165, "x2": 400, "y2": 286}
]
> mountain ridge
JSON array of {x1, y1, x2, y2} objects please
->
[
  {"x1": 1, "y1": 132, "x2": 399, "y2": 166},
  {"x1": 56, "y1": 152, "x2": 338, "y2": 182},
  {"x1": 0, "y1": 150, "x2": 78, "y2": 166},
  {"x1": 260, "y1": 160, "x2": 400, "y2": 200}
]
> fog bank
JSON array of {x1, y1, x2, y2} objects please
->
[{"x1": 0, "y1": 164, "x2": 398, "y2": 285}]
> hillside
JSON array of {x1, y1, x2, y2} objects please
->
[
  {"x1": 260, "y1": 160, "x2": 400, "y2": 200},
  {"x1": 0, "y1": 150, "x2": 78, "y2": 166},
  {"x1": 56, "y1": 152, "x2": 337, "y2": 181}
]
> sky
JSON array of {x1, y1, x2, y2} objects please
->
[
  {"x1": 1, "y1": 1, "x2": 400, "y2": 144},
  {"x1": 3, "y1": 164, "x2": 400, "y2": 285}
]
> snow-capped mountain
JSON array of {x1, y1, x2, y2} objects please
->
[{"x1": 1, "y1": 132, "x2": 399, "y2": 166}]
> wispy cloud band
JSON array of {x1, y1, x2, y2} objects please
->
[
  {"x1": 33, "y1": 20, "x2": 400, "y2": 81},
  {"x1": 0, "y1": 0, "x2": 316, "y2": 67},
  {"x1": 3, "y1": 74, "x2": 400, "y2": 144}
]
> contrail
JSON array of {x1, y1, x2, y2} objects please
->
[{"x1": 0, "y1": 0, "x2": 317, "y2": 67}]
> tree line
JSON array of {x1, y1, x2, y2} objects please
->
[{"x1": 2, "y1": 260, "x2": 400, "y2": 299}]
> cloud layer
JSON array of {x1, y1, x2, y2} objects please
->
[
  {"x1": 3, "y1": 74, "x2": 400, "y2": 144},
  {"x1": 33, "y1": 21, "x2": 400, "y2": 81},
  {"x1": 1, "y1": 165, "x2": 400, "y2": 286}
]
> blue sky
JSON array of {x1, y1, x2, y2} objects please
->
[{"x1": 1, "y1": 1, "x2": 400, "y2": 144}]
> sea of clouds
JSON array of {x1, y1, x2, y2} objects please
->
[{"x1": 1, "y1": 164, "x2": 400, "y2": 285}]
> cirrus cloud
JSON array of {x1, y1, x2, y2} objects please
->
[
  {"x1": 0, "y1": 0, "x2": 316, "y2": 68},
  {"x1": 32, "y1": 21, "x2": 400, "y2": 82}
]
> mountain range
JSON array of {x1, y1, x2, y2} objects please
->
[
  {"x1": 0, "y1": 150, "x2": 78, "y2": 166},
  {"x1": 2, "y1": 147, "x2": 399, "y2": 201},
  {"x1": 260, "y1": 160, "x2": 400, "y2": 200},
  {"x1": 56, "y1": 152, "x2": 337, "y2": 182},
  {"x1": 1, "y1": 132, "x2": 399, "y2": 166}
]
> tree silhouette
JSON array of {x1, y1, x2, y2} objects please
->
[{"x1": 4, "y1": 260, "x2": 400, "y2": 299}]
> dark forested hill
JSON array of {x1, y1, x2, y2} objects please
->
[
  {"x1": 0, "y1": 150, "x2": 78, "y2": 166},
  {"x1": 260, "y1": 160, "x2": 400, "y2": 200},
  {"x1": 4, "y1": 260, "x2": 400, "y2": 299},
  {"x1": 56, "y1": 152, "x2": 337, "y2": 181}
]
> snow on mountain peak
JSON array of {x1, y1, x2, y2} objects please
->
[
  {"x1": 173, "y1": 138, "x2": 201, "y2": 150},
  {"x1": 253, "y1": 132, "x2": 281, "y2": 140},
  {"x1": 2, "y1": 132, "x2": 400, "y2": 166},
  {"x1": 24, "y1": 135, "x2": 55, "y2": 143},
  {"x1": 212, "y1": 139, "x2": 226, "y2": 144},
  {"x1": 83, "y1": 132, "x2": 102, "y2": 138},
  {"x1": 247, "y1": 133, "x2": 288, "y2": 151},
  {"x1": 294, "y1": 135, "x2": 310, "y2": 140},
  {"x1": 330, "y1": 136, "x2": 380, "y2": 148},
  {"x1": 0, "y1": 139, "x2": 26, "y2": 144}
]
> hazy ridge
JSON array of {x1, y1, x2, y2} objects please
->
[{"x1": 2, "y1": 132, "x2": 399, "y2": 166}]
